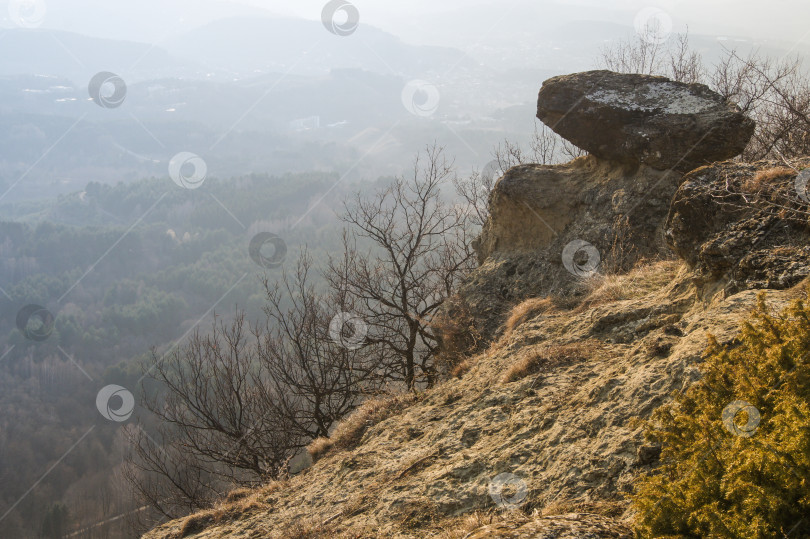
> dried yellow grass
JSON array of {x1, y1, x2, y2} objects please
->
[
  {"x1": 578, "y1": 259, "x2": 679, "y2": 311},
  {"x1": 307, "y1": 393, "x2": 418, "y2": 462},
  {"x1": 306, "y1": 436, "x2": 333, "y2": 462},
  {"x1": 176, "y1": 481, "x2": 287, "y2": 537},
  {"x1": 503, "y1": 297, "x2": 557, "y2": 337},
  {"x1": 745, "y1": 166, "x2": 795, "y2": 193},
  {"x1": 501, "y1": 341, "x2": 599, "y2": 384},
  {"x1": 450, "y1": 358, "x2": 473, "y2": 379}
]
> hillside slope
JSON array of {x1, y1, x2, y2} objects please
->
[
  {"x1": 143, "y1": 71, "x2": 810, "y2": 538},
  {"x1": 142, "y1": 261, "x2": 805, "y2": 538}
]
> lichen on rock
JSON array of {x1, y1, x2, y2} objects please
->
[{"x1": 535, "y1": 70, "x2": 755, "y2": 172}]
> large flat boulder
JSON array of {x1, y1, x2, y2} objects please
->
[{"x1": 536, "y1": 70, "x2": 755, "y2": 172}]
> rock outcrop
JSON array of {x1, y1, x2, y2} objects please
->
[
  {"x1": 456, "y1": 70, "x2": 756, "y2": 340},
  {"x1": 536, "y1": 70, "x2": 755, "y2": 172},
  {"x1": 465, "y1": 156, "x2": 681, "y2": 338},
  {"x1": 666, "y1": 158, "x2": 810, "y2": 293}
]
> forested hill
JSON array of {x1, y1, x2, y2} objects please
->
[{"x1": 0, "y1": 170, "x2": 353, "y2": 537}]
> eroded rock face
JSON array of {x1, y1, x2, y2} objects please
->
[
  {"x1": 666, "y1": 158, "x2": 810, "y2": 292},
  {"x1": 536, "y1": 70, "x2": 755, "y2": 172},
  {"x1": 462, "y1": 155, "x2": 681, "y2": 338}
]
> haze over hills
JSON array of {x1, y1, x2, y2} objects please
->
[
  {"x1": 2, "y1": 5, "x2": 810, "y2": 205},
  {"x1": 0, "y1": 16, "x2": 539, "y2": 204}
]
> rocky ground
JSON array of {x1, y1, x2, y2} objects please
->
[{"x1": 143, "y1": 261, "x2": 807, "y2": 538}]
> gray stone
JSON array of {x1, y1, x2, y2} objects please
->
[{"x1": 536, "y1": 70, "x2": 755, "y2": 172}]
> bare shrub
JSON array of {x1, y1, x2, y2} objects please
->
[
  {"x1": 492, "y1": 123, "x2": 586, "y2": 172},
  {"x1": 453, "y1": 166, "x2": 496, "y2": 229},
  {"x1": 600, "y1": 29, "x2": 810, "y2": 161}
]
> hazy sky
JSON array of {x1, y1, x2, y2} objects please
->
[
  {"x1": 259, "y1": 0, "x2": 806, "y2": 35},
  {"x1": 233, "y1": 0, "x2": 809, "y2": 46},
  {"x1": 3, "y1": 0, "x2": 809, "y2": 51}
]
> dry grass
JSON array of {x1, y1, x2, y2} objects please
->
[
  {"x1": 278, "y1": 520, "x2": 340, "y2": 538},
  {"x1": 501, "y1": 341, "x2": 599, "y2": 384},
  {"x1": 450, "y1": 358, "x2": 473, "y2": 378},
  {"x1": 307, "y1": 393, "x2": 418, "y2": 462},
  {"x1": 390, "y1": 497, "x2": 440, "y2": 530},
  {"x1": 307, "y1": 436, "x2": 333, "y2": 462},
  {"x1": 503, "y1": 297, "x2": 558, "y2": 337},
  {"x1": 223, "y1": 487, "x2": 253, "y2": 504},
  {"x1": 538, "y1": 499, "x2": 625, "y2": 518},
  {"x1": 433, "y1": 510, "x2": 529, "y2": 539},
  {"x1": 577, "y1": 259, "x2": 679, "y2": 311},
  {"x1": 178, "y1": 510, "x2": 220, "y2": 538},
  {"x1": 175, "y1": 481, "x2": 287, "y2": 537},
  {"x1": 744, "y1": 166, "x2": 795, "y2": 193}
]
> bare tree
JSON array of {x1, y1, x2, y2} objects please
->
[
  {"x1": 599, "y1": 21, "x2": 667, "y2": 76},
  {"x1": 125, "y1": 256, "x2": 378, "y2": 519},
  {"x1": 453, "y1": 167, "x2": 496, "y2": 229},
  {"x1": 256, "y1": 250, "x2": 381, "y2": 440},
  {"x1": 125, "y1": 147, "x2": 481, "y2": 523},
  {"x1": 327, "y1": 144, "x2": 476, "y2": 389},
  {"x1": 125, "y1": 314, "x2": 299, "y2": 519}
]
